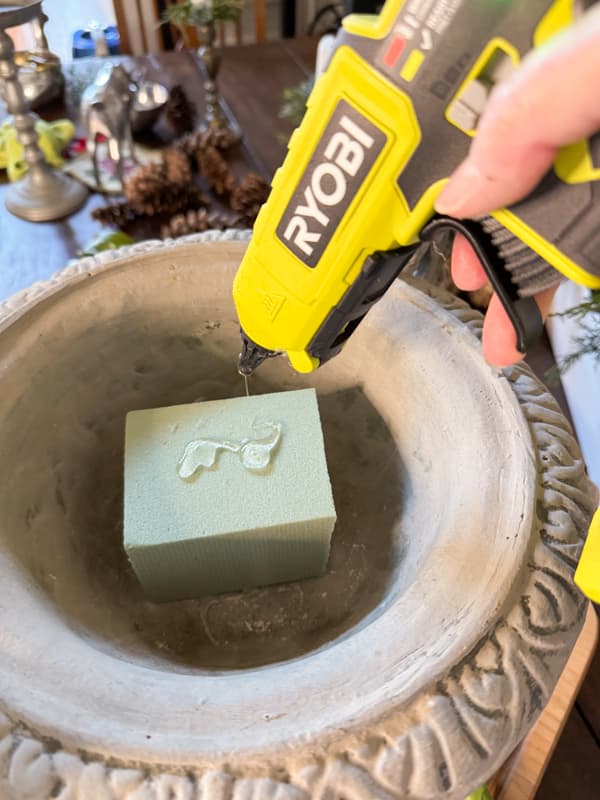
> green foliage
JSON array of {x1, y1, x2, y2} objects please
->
[
  {"x1": 279, "y1": 76, "x2": 315, "y2": 127},
  {"x1": 464, "y1": 786, "x2": 493, "y2": 800},
  {"x1": 79, "y1": 231, "x2": 135, "y2": 257},
  {"x1": 546, "y1": 289, "x2": 600, "y2": 384},
  {"x1": 163, "y1": 0, "x2": 244, "y2": 29}
]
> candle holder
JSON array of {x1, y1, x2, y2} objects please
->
[
  {"x1": 0, "y1": 1, "x2": 87, "y2": 221},
  {"x1": 162, "y1": 1, "x2": 242, "y2": 140},
  {"x1": 197, "y1": 19, "x2": 228, "y2": 133}
]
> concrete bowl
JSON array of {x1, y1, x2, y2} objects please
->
[{"x1": 0, "y1": 232, "x2": 595, "y2": 800}]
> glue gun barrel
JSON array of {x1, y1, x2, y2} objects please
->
[{"x1": 237, "y1": 329, "x2": 278, "y2": 376}]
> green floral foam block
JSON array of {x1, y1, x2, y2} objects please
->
[{"x1": 124, "y1": 389, "x2": 337, "y2": 601}]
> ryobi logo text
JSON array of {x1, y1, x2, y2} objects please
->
[{"x1": 277, "y1": 100, "x2": 386, "y2": 268}]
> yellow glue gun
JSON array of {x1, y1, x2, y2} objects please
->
[{"x1": 233, "y1": 0, "x2": 600, "y2": 376}]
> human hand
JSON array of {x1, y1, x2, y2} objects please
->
[{"x1": 434, "y1": 6, "x2": 600, "y2": 367}]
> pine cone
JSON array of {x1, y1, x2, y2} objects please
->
[
  {"x1": 177, "y1": 130, "x2": 202, "y2": 159},
  {"x1": 123, "y1": 159, "x2": 204, "y2": 216},
  {"x1": 163, "y1": 147, "x2": 192, "y2": 186},
  {"x1": 197, "y1": 145, "x2": 235, "y2": 196},
  {"x1": 165, "y1": 85, "x2": 197, "y2": 137},
  {"x1": 202, "y1": 127, "x2": 238, "y2": 152},
  {"x1": 230, "y1": 173, "x2": 270, "y2": 220},
  {"x1": 92, "y1": 201, "x2": 136, "y2": 227},
  {"x1": 177, "y1": 127, "x2": 237, "y2": 160},
  {"x1": 161, "y1": 210, "x2": 201, "y2": 239},
  {"x1": 160, "y1": 208, "x2": 237, "y2": 239},
  {"x1": 123, "y1": 162, "x2": 166, "y2": 211}
]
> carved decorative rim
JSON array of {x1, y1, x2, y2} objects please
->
[{"x1": 0, "y1": 233, "x2": 596, "y2": 800}]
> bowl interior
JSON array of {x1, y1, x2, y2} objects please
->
[
  {"x1": 0, "y1": 243, "x2": 538, "y2": 757},
  {"x1": 0, "y1": 256, "x2": 412, "y2": 672},
  {"x1": 0, "y1": 244, "x2": 531, "y2": 684}
]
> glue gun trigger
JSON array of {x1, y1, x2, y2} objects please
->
[{"x1": 419, "y1": 216, "x2": 543, "y2": 355}]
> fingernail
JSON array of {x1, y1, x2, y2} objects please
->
[{"x1": 435, "y1": 160, "x2": 483, "y2": 218}]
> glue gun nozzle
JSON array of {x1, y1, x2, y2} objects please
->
[
  {"x1": 238, "y1": 328, "x2": 279, "y2": 376},
  {"x1": 238, "y1": 359, "x2": 256, "y2": 377}
]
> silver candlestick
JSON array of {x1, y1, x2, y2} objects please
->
[
  {"x1": 196, "y1": 21, "x2": 240, "y2": 141},
  {"x1": 197, "y1": 21, "x2": 227, "y2": 132},
  {"x1": 31, "y1": 6, "x2": 49, "y2": 51},
  {"x1": 0, "y1": 1, "x2": 87, "y2": 221}
]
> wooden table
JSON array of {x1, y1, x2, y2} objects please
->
[
  {"x1": 0, "y1": 39, "x2": 316, "y2": 301},
  {"x1": 489, "y1": 604, "x2": 598, "y2": 800}
]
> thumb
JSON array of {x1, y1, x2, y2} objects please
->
[{"x1": 435, "y1": 6, "x2": 600, "y2": 219}]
